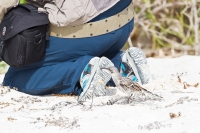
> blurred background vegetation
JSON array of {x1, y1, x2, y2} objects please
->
[
  {"x1": 0, "y1": 62, "x2": 8, "y2": 74},
  {"x1": 124, "y1": 0, "x2": 200, "y2": 57},
  {"x1": 0, "y1": 0, "x2": 200, "y2": 74}
]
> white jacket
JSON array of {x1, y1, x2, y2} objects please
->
[{"x1": 44, "y1": 0, "x2": 119, "y2": 27}]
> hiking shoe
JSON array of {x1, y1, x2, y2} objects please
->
[
  {"x1": 78, "y1": 57, "x2": 114, "y2": 102},
  {"x1": 120, "y1": 47, "x2": 151, "y2": 84},
  {"x1": 120, "y1": 60, "x2": 138, "y2": 82}
]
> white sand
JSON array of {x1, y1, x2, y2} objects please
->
[{"x1": 0, "y1": 55, "x2": 200, "y2": 133}]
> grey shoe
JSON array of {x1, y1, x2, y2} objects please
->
[
  {"x1": 78, "y1": 57, "x2": 114, "y2": 102},
  {"x1": 120, "y1": 47, "x2": 151, "y2": 84}
]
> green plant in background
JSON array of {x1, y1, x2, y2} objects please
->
[
  {"x1": 20, "y1": 0, "x2": 27, "y2": 4},
  {"x1": 0, "y1": 62, "x2": 8, "y2": 74},
  {"x1": 130, "y1": 0, "x2": 200, "y2": 52}
]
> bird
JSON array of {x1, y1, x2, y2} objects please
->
[{"x1": 104, "y1": 66, "x2": 162, "y2": 102}]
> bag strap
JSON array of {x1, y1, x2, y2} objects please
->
[
  {"x1": 26, "y1": 0, "x2": 53, "y2": 7},
  {"x1": 0, "y1": 41, "x2": 4, "y2": 62},
  {"x1": 18, "y1": 4, "x2": 38, "y2": 13}
]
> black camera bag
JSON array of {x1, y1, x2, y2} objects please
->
[{"x1": 0, "y1": 4, "x2": 49, "y2": 68}]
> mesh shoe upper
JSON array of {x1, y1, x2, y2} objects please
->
[
  {"x1": 78, "y1": 57, "x2": 114, "y2": 102},
  {"x1": 120, "y1": 61, "x2": 138, "y2": 82}
]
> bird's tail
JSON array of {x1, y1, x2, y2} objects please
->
[
  {"x1": 142, "y1": 88, "x2": 163, "y2": 101},
  {"x1": 131, "y1": 86, "x2": 163, "y2": 102}
]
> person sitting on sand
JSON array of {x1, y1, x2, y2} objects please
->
[{"x1": 2, "y1": 0, "x2": 151, "y2": 101}]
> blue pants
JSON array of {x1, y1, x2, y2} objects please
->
[{"x1": 3, "y1": 0, "x2": 133, "y2": 95}]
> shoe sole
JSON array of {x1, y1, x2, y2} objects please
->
[
  {"x1": 125, "y1": 50, "x2": 142, "y2": 84},
  {"x1": 93, "y1": 57, "x2": 114, "y2": 95},
  {"x1": 78, "y1": 57, "x2": 114, "y2": 102},
  {"x1": 128, "y1": 47, "x2": 150, "y2": 84},
  {"x1": 78, "y1": 57, "x2": 100, "y2": 101}
]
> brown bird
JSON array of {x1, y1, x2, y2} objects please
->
[{"x1": 104, "y1": 66, "x2": 162, "y2": 102}]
